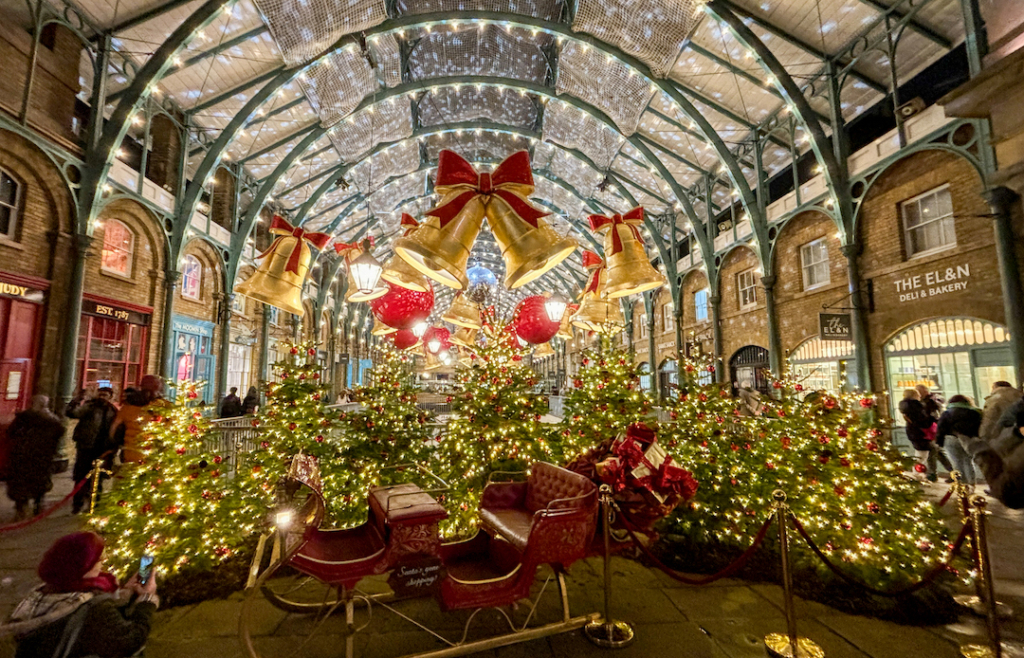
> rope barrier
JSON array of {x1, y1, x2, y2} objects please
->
[
  {"x1": 612, "y1": 502, "x2": 776, "y2": 586},
  {"x1": 788, "y1": 513, "x2": 972, "y2": 598},
  {"x1": 0, "y1": 479, "x2": 88, "y2": 534},
  {"x1": 935, "y1": 485, "x2": 955, "y2": 508}
]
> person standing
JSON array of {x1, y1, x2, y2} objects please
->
[
  {"x1": 916, "y1": 384, "x2": 944, "y2": 421},
  {"x1": 4, "y1": 396, "x2": 65, "y2": 520},
  {"x1": 957, "y1": 408, "x2": 1024, "y2": 509},
  {"x1": 219, "y1": 387, "x2": 243, "y2": 418},
  {"x1": 110, "y1": 375, "x2": 169, "y2": 465},
  {"x1": 241, "y1": 386, "x2": 259, "y2": 415},
  {"x1": 899, "y1": 388, "x2": 953, "y2": 482},
  {"x1": 66, "y1": 388, "x2": 117, "y2": 514},
  {"x1": 935, "y1": 395, "x2": 983, "y2": 485},
  {"x1": 979, "y1": 380, "x2": 1021, "y2": 442}
]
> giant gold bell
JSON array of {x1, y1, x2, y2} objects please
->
[
  {"x1": 450, "y1": 326, "x2": 478, "y2": 350},
  {"x1": 487, "y1": 200, "x2": 577, "y2": 289},
  {"x1": 235, "y1": 235, "x2": 307, "y2": 317},
  {"x1": 599, "y1": 227, "x2": 665, "y2": 300},
  {"x1": 423, "y1": 348, "x2": 442, "y2": 371},
  {"x1": 556, "y1": 303, "x2": 579, "y2": 340},
  {"x1": 394, "y1": 193, "x2": 484, "y2": 290},
  {"x1": 533, "y1": 341, "x2": 555, "y2": 358},
  {"x1": 442, "y1": 292, "x2": 482, "y2": 329},
  {"x1": 371, "y1": 317, "x2": 397, "y2": 336},
  {"x1": 381, "y1": 253, "x2": 432, "y2": 293},
  {"x1": 573, "y1": 266, "x2": 624, "y2": 333}
]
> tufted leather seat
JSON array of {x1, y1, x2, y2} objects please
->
[{"x1": 479, "y1": 462, "x2": 598, "y2": 557}]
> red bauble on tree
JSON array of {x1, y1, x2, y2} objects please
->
[
  {"x1": 370, "y1": 282, "x2": 434, "y2": 331},
  {"x1": 511, "y1": 295, "x2": 560, "y2": 345}
]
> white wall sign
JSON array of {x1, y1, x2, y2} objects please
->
[{"x1": 894, "y1": 264, "x2": 970, "y2": 302}]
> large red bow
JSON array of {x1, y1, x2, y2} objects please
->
[
  {"x1": 400, "y1": 213, "x2": 419, "y2": 236},
  {"x1": 588, "y1": 207, "x2": 645, "y2": 256},
  {"x1": 581, "y1": 251, "x2": 605, "y2": 296},
  {"x1": 334, "y1": 235, "x2": 375, "y2": 260},
  {"x1": 428, "y1": 150, "x2": 549, "y2": 228},
  {"x1": 259, "y1": 216, "x2": 331, "y2": 275}
]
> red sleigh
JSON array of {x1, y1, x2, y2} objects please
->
[{"x1": 240, "y1": 455, "x2": 600, "y2": 658}]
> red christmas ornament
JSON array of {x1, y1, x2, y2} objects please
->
[
  {"x1": 772, "y1": 381, "x2": 782, "y2": 389},
  {"x1": 859, "y1": 397, "x2": 874, "y2": 408},
  {"x1": 117, "y1": 499, "x2": 127, "y2": 507},
  {"x1": 288, "y1": 422, "x2": 297, "y2": 431},
  {"x1": 175, "y1": 447, "x2": 186, "y2": 455},
  {"x1": 794, "y1": 384, "x2": 803, "y2": 391},
  {"x1": 192, "y1": 411, "x2": 202, "y2": 419},
  {"x1": 913, "y1": 463, "x2": 927, "y2": 473},
  {"x1": 186, "y1": 390, "x2": 197, "y2": 400},
  {"x1": 840, "y1": 457, "x2": 850, "y2": 467},
  {"x1": 837, "y1": 427, "x2": 848, "y2": 438},
  {"x1": 290, "y1": 347, "x2": 299, "y2": 355},
  {"x1": 213, "y1": 455, "x2": 222, "y2": 464},
  {"x1": 165, "y1": 505, "x2": 179, "y2": 515},
  {"x1": 867, "y1": 502, "x2": 880, "y2": 513},
  {"x1": 188, "y1": 424, "x2": 199, "y2": 434},
  {"x1": 140, "y1": 503, "x2": 152, "y2": 514},
  {"x1": 765, "y1": 461, "x2": 775, "y2": 470},
  {"x1": 307, "y1": 347, "x2": 316, "y2": 356},
  {"x1": 866, "y1": 441, "x2": 878, "y2": 452},
  {"x1": 511, "y1": 296, "x2": 560, "y2": 344},
  {"x1": 315, "y1": 435, "x2": 324, "y2": 443},
  {"x1": 371, "y1": 282, "x2": 434, "y2": 330}
]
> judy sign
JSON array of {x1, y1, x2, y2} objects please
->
[{"x1": 894, "y1": 264, "x2": 970, "y2": 302}]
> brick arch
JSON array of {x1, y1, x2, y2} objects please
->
[
  {"x1": 181, "y1": 238, "x2": 225, "y2": 295},
  {"x1": 0, "y1": 129, "x2": 74, "y2": 239},
  {"x1": 96, "y1": 198, "x2": 167, "y2": 273}
]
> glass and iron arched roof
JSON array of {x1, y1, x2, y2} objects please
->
[{"x1": 63, "y1": 0, "x2": 965, "y2": 298}]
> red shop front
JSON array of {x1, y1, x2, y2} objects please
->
[
  {"x1": 0, "y1": 272, "x2": 47, "y2": 423},
  {"x1": 75, "y1": 295, "x2": 151, "y2": 399}
]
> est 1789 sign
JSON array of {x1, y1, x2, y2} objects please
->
[{"x1": 819, "y1": 313, "x2": 853, "y2": 342}]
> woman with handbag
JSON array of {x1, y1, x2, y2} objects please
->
[{"x1": 1, "y1": 531, "x2": 158, "y2": 658}]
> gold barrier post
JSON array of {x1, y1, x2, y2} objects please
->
[
  {"x1": 951, "y1": 473, "x2": 1011, "y2": 620},
  {"x1": 88, "y1": 458, "x2": 112, "y2": 515},
  {"x1": 584, "y1": 485, "x2": 635, "y2": 648},
  {"x1": 960, "y1": 496, "x2": 1004, "y2": 658},
  {"x1": 764, "y1": 490, "x2": 824, "y2": 658}
]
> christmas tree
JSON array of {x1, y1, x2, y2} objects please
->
[
  {"x1": 235, "y1": 342, "x2": 350, "y2": 525},
  {"x1": 659, "y1": 356, "x2": 950, "y2": 587},
  {"x1": 557, "y1": 345, "x2": 653, "y2": 463},
  {"x1": 434, "y1": 319, "x2": 552, "y2": 536},
  {"x1": 92, "y1": 382, "x2": 250, "y2": 576},
  {"x1": 340, "y1": 344, "x2": 436, "y2": 526}
]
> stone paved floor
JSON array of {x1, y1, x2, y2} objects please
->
[{"x1": 2, "y1": 474, "x2": 1023, "y2": 658}]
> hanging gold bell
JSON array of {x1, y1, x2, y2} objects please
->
[
  {"x1": 556, "y1": 303, "x2": 578, "y2": 340},
  {"x1": 588, "y1": 208, "x2": 666, "y2": 299},
  {"x1": 533, "y1": 341, "x2": 555, "y2": 358},
  {"x1": 423, "y1": 348, "x2": 442, "y2": 371},
  {"x1": 442, "y1": 292, "x2": 482, "y2": 329},
  {"x1": 487, "y1": 198, "x2": 577, "y2": 290},
  {"x1": 573, "y1": 253, "x2": 624, "y2": 333},
  {"x1": 450, "y1": 326, "x2": 478, "y2": 350},
  {"x1": 371, "y1": 317, "x2": 397, "y2": 336},
  {"x1": 381, "y1": 214, "x2": 432, "y2": 292},
  {"x1": 235, "y1": 237, "x2": 307, "y2": 317}
]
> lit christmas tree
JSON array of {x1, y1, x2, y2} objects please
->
[
  {"x1": 557, "y1": 346, "x2": 652, "y2": 463},
  {"x1": 660, "y1": 356, "x2": 949, "y2": 587},
  {"x1": 236, "y1": 342, "x2": 349, "y2": 524},
  {"x1": 434, "y1": 318, "x2": 552, "y2": 536},
  {"x1": 340, "y1": 344, "x2": 435, "y2": 526},
  {"x1": 92, "y1": 382, "x2": 250, "y2": 576}
]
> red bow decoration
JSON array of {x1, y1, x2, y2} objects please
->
[
  {"x1": 400, "y1": 213, "x2": 419, "y2": 236},
  {"x1": 588, "y1": 207, "x2": 645, "y2": 256},
  {"x1": 259, "y1": 216, "x2": 331, "y2": 275},
  {"x1": 428, "y1": 150, "x2": 549, "y2": 228},
  {"x1": 597, "y1": 458, "x2": 628, "y2": 493},
  {"x1": 614, "y1": 436, "x2": 646, "y2": 470},
  {"x1": 334, "y1": 235, "x2": 375, "y2": 260},
  {"x1": 654, "y1": 460, "x2": 698, "y2": 499},
  {"x1": 581, "y1": 251, "x2": 605, "y2": 296}
]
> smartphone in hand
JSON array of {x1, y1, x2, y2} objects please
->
[{"x1": 138, "y1": 555, "x2": 154, "y2": 585}]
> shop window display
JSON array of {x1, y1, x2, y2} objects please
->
[
  {"x1": 100, "y1": 219, "x2": 134, "y2": 277},
  {"x1": 76, "y1": 316, "x2": 147, "y2": 398}
]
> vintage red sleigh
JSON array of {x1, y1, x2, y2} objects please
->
[{"x1": 240, "y1": 455, "x2": 601, "y2": 658}]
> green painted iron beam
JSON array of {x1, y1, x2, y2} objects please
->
[{"x1": 854, "y1": 0, "x2": 952, "y2": 48}]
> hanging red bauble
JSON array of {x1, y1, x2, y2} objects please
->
[
  {"x1": 511, "y1": 296, "x2": 560, "y2": 344},
  {"x1": 389, "y1": 329, "x2": 419, "y2": 350},
  {"x1": 371, "y1": 282, "x2": 434, "y2": 331},
  {"x1": 422, "y1": 326, "x2": 451, "y2": 354}
]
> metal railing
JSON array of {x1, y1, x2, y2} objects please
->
[
  {"x1": 548, "y1": 396, "x2": 565, "y2": 418},
  {"x1": 208, "y1": 416, "x2": 260, "y2": 474}
]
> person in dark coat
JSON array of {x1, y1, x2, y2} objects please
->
[
  {"x1": 66, "y1": 388, "x2": 118, "y2": 514},
  {"x1": 916, "y1": 384, "x2": 944, "y2": 421},
  {"x1": 899, "y1": 388, "x2": 953, "y2": 482},
  {"x1": 935, "y1": 394, "x2": 983, "y2": 484},
  {"x1": 5, "y1": 395, "x2": 65, "y2": 520},
  {"x1": 219, "y1": 387, "x2": 243, "y2": 418},
  {"x1": 2, "y1": 531, "x2": 158, "y2": 658},
  {"x1": 241, "y1": 386, "x2": 259, "y2": 415},
  {"x1": 957, "y1": 408, "x2": 1024, "y2": 509}
]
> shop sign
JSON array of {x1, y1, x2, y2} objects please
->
[
  {"x1": 173, "y1": 317, "x2": 214, "y2": 337},
  {"x1": 894, "y1": 264, "x2": 970, "y2": 302},
  {"x1": 82, "y1": 300, "x2": 150, "y2": 325},
  {"x1": 819, "y1": 313, "x2": 852, "y2": 342},
  {"x1": 657, "y1": 340, "x2": 675, "y2": 351},
  {"x1": 0, "y1": 282, "x2": 45, "y2": 303}
]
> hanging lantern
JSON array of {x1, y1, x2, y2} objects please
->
[
  {"x1": 336, "y1": 240, "x2": 387, "y2": 302},
  {"x1": 557, "y1": 303, "x2": 579, "y2": 340},
  {"x1": 423, "y1": 326, "x2": 451, "y2": 354},
  {"x1": 380, "y1": 214, "x2": 432, "y2": 292},
  {"x1": 588, "y1": 207, "x2": 665, "y2": 299},
  {"x1": 412, "y1": 321, "x2": 428, "y2": 338},
  {"x1": 389, "y1": 329, "x2": 421, "y2": 350},
  {"x1": 370, "y1": 281, "x2": 434, "y2": 331},
  {"x1": 512, "y1": 295, "x2": 561, "y2": 345},
  {"x1": 544, "y1": 291, "x2": 569, "y2": 324},
  {"x1": 573, "y1": 251, "x2": 624, "y2": 333},
  {"x1": 235, "y1": 216, "x2": 330, "y2": 317},
  {"x1": 371, "y1": 317, "x2": 397, "y2": 336},
  {"x1": 442, "y1": 291, "x2": 482, "y2": 329},
  {"x1": 450, "y1": 326, "x2": 478, "y2": 350},
  {"x1": 350, "y1": 238, "x2": 384, "y2": 294}
]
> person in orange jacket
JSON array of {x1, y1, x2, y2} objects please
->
[{"x1": 110, "y1": 375, "x2": 169, "y2": 464}]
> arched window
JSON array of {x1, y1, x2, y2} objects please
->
[
  {"x1": 100, "y1": 219, "x2": 134, "y2": 276},
  {"x1": 181, "y1": 255, "x2": 202, "y2": 300},
  {"x1": 0, "y1": 168, "x2": 21, "y2": 239}
]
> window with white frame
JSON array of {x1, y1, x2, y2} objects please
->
[
  {"x1": 0, "y1": 169, "x2": 21, "y2": 239},
  {"x1": 663, "y1": 306, "x2": 674, "y2": 332},
  {"x1": 100, "y1": 219, "x2": 134, "y2": 277},
  {"x1": 268, "y1": 305, "x2": 280, "y2": 326},
  {"x1": 231, "y1": 294, "x2": 245, "y2": 315},
  {"x1": 181, "y1": 255, "x2": 202, "y2": 300},
  {"x1": 227, "y1": 343, "x2": 252, "y2": 394},
  {"x1": 902, "y1": 185, "x2": 956, "y2": 257},
  {"x1": 800, "y1": 238, "x2": 830, "y2": 290},
  {"x1": 639, "y1": 313, "x2": 647, "y2": 339},
  {"x1": 694, "y1": 288, "x2": 710, "y2": 322},
  {"x1": 737, "y1": 269, "x2": 758, "y2": 310}
]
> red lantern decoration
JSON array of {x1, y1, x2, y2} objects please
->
[
  {"x1": 370, "y1": 282, "x2": 434, "y2": 331},
  {"x1": 390, "y1": 329, "x2": 420, "y2": 350},
  {"x1": 511, "y1": 295, "x2": 560, "y2": 344}
]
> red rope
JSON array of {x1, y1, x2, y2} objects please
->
[
  {"x1": 0, "y1": 479, "x2": 88, "y2": 534},
  {"x1": 935, "y1": 486, "x2": 955, "y2": 508},
  {"x1": 788, "y1": 513, "x2": 972, "y2": 597},
  {"x1": 613, "y1": 502, "x2": 776, "y2": 586}
]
